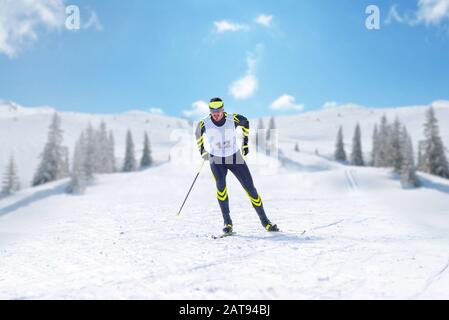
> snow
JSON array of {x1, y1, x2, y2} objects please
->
[
  {"x1": 1, "y1": 139, "x2": 449, "y2": 299},
  {"x1": 0, "y1": 100, "x2": 449, "y2": 299}
]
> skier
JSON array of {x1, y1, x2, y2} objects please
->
[{"x1": 195, "y1": 97, "x2": 279, "y2": 235}]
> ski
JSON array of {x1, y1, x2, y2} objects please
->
[
  {"x1": 212, "y1": 232, "x2": 236, "y2": 239},
  {"x1": 211, "y1": 230, "x2": 306, "y2": 239},
  {"x1": 271, "y1": 229, "x2": 307, "y2": 237}
]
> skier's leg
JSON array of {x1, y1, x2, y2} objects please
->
[
  {"x1": 210, "y1": 158, "x2": 232, "y2": 226},
  {"x1": 227, "y1": 153, "x2": 271, "y2": 227}
]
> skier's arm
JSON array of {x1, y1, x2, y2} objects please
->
[
  {"x1": 195, "y1": 120, "x2": 208, "y2": 159},
  {"x1": 233, "y1": 114, "x2": 250, "y2": 156}
]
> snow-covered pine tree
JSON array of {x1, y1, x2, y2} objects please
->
[
  {"x1": 140, "y1": 132, "x2": 153, "y2": 168},
  {"x1": 123, "y1": 130, "x2": 137, "y2": 172},
  {"x1": 1, "y1": 155, "x2": 20, "y2": 197},
  {"x1": 108, "y1": 130, "x2": 116, "y2": 173},
  {"x1": 32, "y1": 113, "x2": 67, "y2": 186},
  {"x1": 350, "y1": 124, "x2": 364, "y2": 166},
  {"x1": 390, "y1": 117, "x2": 404, "y2": 174},
  {"x1": 421, "y1": 107, "x2": 449, "y2": 179},
  {"x1": 67, "y1": 132, "x2": 88, "y2": 194},
  {"x1": 61, "y1": 147, "x2": 70, "y2": 178},
  {"x1": 95, "y1": 122, "x2": 114, "y2": 174},
  {"x1": 334, "y1": 126, "x2": 347, "y2": 162},
  {"x1": 84, "y1": 123, "x2": 96, "y2": 180},
  {"x1": 375, "y1": 115, "x2": 390, "y2": 167},
  {"x1": 371, "y1": 125, "x2": 379, "y2": 166},
  {"x1": 417, "y1": 140, "x2": 425, "y2": 171},
  {"x1": 400, "y1": 128, "x2": 420, "y2": 188}
]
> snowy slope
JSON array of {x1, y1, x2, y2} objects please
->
[
  {"x1": 1, "y1": 100, "x2": 449, "y2": 299},
  {"x1": 0, "y1": 101, "x2": 191, "y2": 187},
  {"x1": 266, "y1": 100, "x2": 449, "y2": 160},
  {"x1": 1, "y1": 140, "x2": 449, "y2": 299}
]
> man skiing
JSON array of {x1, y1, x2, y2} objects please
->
[{"x1": 195, "y1": 97, "x2": 279, "y2": 235}]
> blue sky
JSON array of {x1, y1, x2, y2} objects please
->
[{"x1": 1, "y1": 0, "x2": 449, "y2": 118}]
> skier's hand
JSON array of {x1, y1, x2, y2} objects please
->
[
  {"x1": 201, "y1": 152, "x2": 210, "y2": 161},
  {"x1": 242, "y1": 145, "x2": 249, "y2": 156}
]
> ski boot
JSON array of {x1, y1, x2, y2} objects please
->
[
  {"x1": 223, "y1": 224, "x2": 233, "y2": 234},
  {"x1": 265, "y1": 223, "x2": 280, "y2": 232}
]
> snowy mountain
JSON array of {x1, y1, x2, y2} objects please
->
[
  {"x1": 267, "y1": 100, "x2": 449, "y2": 160},
  {"x1": 0, "y1": 101, "x2": 191, "y2": 186}
]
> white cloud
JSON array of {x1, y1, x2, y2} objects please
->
[
  {"x1": 149, "y1": 108, "x2": 164, "y2": 115},
  {"x1": 183, "y1": 100, "x2": 209, "y2": 118},
  {"x1": 270, "y1": 94, "x2": 304, "y2": 111},
  {"x1": 386, "y1": 0, "x2": 449, "y2": 27},
  {"x1": 255, "y1": 14, "x2": 273, "y2": 27},
  {"x1": 0, "y1": 0, "x2": 66, "y2": 57},
  {"x1": 229, "y1": 74, "x2": 258, "y2": 100},
  {"x1": 229, "y1": 45, "x2": 263, "y2": 100},
  {"x1": 213, "y1": 20, "x2": 248, "y2": 33},
  {"x1": 0, "y1": 1, "x2": 103, "y2": 57},
  {"x1": 416, "y1": 0, "x2": 449, "y2": 25}
]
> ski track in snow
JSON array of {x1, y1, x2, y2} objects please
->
[{"x1": 1, "y1": 147, "x2": 449, "y2": 299}]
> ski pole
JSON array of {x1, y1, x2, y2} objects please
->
[{"x1": 176, "y1": 160, "x2": 206, "y2": 216}]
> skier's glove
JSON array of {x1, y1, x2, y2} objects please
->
[
  {"x1": 201, "y1": 152, "x2": 210, "y2": 161},
  {"x1": 242, "y1": 145, "x2": 249, "y2": 156}
]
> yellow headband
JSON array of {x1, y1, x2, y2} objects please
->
[{"x1": 209, "y1": 101, "x2": 224, "y2": 109}]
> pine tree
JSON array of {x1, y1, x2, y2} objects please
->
[
  {"x1": 350, "y1": 124, "x2": 364, "y2": 166},
  {"x1": 123, "y1": 130, "x2": 137, "y2": 172},
  {"x1": 400, "y1": 128, "x2": 420, "y2": 188},
  {"x1": 371, "y1": 125, "x2": 379, "y2": 166},
  {"x1": 421, "y1": 107, "x2": 449, "y2": 178},
  {"x1": 108, "y1": 130, "x2": 116, "y2": 173},
  {"x1": 61, "y1": 147, "x2": 70, "y2": 178},
  {"x1": 32, "y1": 113, "x2": 67, "y2": 186},
  {"x1": 96, "y1": 122, "x2": 108, "y2": 173},
  {"x1": 390, "y1": 117, "x2": 404, "y2": 174},
  {"x1": 334, "y1": 126, "x2": 347, "y2": 162},
  {"x1": 95, "y1": 122, "x2": 115, "y2": 174},
  {"x1": 417, "y1": 141, "x2": 425, "y2": 171},
  {"x1": 140, "y1": 132, "x2": 153, "y2": 168},
  {"x1": 67, "y1": 132, "x2": 88, "y2": 194},
  {"x1": 84, "y1": 123, "x2": 96, "y2": 180},
  {"x1": 375, "y1": 115, "x2": 390, "y2": 167},
  {"x1": 2, "y1": 155, "x2": 20, "y2": 197}
]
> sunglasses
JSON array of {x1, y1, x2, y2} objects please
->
[{"x1": 210, "y1": 108, "x2": 224, "y2": 114}]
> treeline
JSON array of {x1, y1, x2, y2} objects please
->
[
  {"x1": 1, "y1": 155, "x2": 21, "y2": 198},
  {"x1": 334, "y1": 107, "x2": 449, "y2": 188},
  {"x1": 1, "y1": 113, "x2": 154, "y2": 198}
]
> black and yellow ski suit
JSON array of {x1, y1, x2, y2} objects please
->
[{"x1": 195, "y1": 113, "x2": 271, "y2": 227}]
